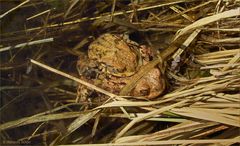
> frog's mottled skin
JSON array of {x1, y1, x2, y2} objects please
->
[
  {"x1": 77, "y1": 33, "x2": 164, "y2": 103},
  {"x1": 88, "y1": 33, "x2": 139, "y2": 76}
]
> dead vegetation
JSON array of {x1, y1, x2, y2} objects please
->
[{"x1": 0, "y1": 0, "x2": 240, "y2": 145}]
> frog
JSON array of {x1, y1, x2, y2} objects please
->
[
  {"x1": 88, "y1": 33, "x2": 143, "y2": 77},
  {"x1": 77, "y1": 33, "x2": 164, "y2": 104}
]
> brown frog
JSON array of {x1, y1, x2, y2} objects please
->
[
  {"x1": 88, "y1": 33, "x2": 142, "y2": 77},
  {"x1": 77, "y1": 33, "x2": 164, "y2": 103}
]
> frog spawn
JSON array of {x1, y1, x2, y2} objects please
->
[{"x1": 77, "y1": 33, "x2": 165, "y2": 104}]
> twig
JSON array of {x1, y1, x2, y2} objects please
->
[
  {"x1": 170, "y1": 6, "x2": 194, "y2": 22},
  {"x1": 30, "y1": 59, "x2": 133, "y2": 124},
  {"x1": 0, "y1": 38, "x2": 54, "y2": 53},
  {"x1": 200, "y1": 63, "x2": 240, "y2": 69},
  {"x1": 163, "y1": 1, "x2": 215, "y2": 22},
  {"x1": 30, "y1": 59, "x2": 117, "y2": 98},
  {"x1": 25, "y1": 0, "x2": 186, "y2": 32},
  {"x1": 114, "y1": 100, "x2": 188, "y2": 140},
  {"x1": 172, "y1": 29, "x2": 201, "y2": 60},
  {"x1": 55, "y1": 138, "x2": 240, "y2": 145},
  {"x1": 201, "y1": 28, "x2": 240, "y2": 32},
  {"x1": 174, "y1": 7, "x2": 240, "y2": 40},
  {"x1": 0, "y1": 0, "x2": 30, "y2": 19},
  {"x1": 27, "y1": 9, "x2": 51, "y2": 21},
  {"x1": 110, "y1": 0, "x2": 117, "y2": 21},
  {"x1": 222, "y1": 51, "x2": 240, "y2": 71}
]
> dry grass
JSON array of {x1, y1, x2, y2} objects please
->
[{"x1": 0, "y1": 0, "x2": 239, "y2": 145}]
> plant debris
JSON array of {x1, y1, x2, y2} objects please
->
[{"x1": 0, "y1": 0, "x2": 239, "y2": 145}]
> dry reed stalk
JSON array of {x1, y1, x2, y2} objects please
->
[{"x1": 1, "y1": 1, "x2": 239, "y2": 145}]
